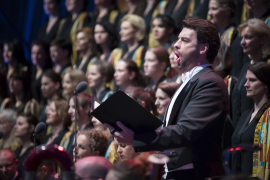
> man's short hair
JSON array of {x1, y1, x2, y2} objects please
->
[{"x1": 182, "y1": 18, "x2": 220, "y2": 63}]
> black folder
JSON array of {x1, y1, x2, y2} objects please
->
[{"x1": 91, "y1": 90, "x2": 163, "y2": 134}]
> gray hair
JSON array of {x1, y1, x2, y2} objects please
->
[{"x1": 0, "y1": 109, "x2": 17, "y2": 126}]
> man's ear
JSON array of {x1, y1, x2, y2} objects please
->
[
  {"x1": 42, "y1": 166, "x2": 48, "y2": 175},
  {"x1": 199, "y1": 44, "x2": 209, "y2": 55}
]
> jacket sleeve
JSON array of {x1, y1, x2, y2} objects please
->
[{"x1": 134, "y1": 78, "x2": 229, "y2": 152}]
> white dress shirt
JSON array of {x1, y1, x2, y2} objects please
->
[{"x1": 163, "y1": 64, "x2": 210, "y2": 177}]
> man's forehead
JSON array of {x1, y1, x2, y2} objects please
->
[
  {"x1": 178, "y1": 28, "x2": 196, "y2": 38},
  {"x1": 0, "y1": 154, "x2": 13, "y2": 164}
]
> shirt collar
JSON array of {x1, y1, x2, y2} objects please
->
[{"x1": 182, "y1": 64, "x2": 210, "y2": 84}]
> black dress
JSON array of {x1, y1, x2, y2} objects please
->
[
  {"x1": 231, "y1": 108, "x2": 257, "y2": 175},
  {"x1": 14, "y1": 145, "x2": 34, "y2": 178},
  {"x1": 92, "y1": 88, "x2": 113, "y2": 102},
  {"x1": 148, "y1": 75, "x2": 167, "y2": 91},
  {"x1": 41, "y1": 129, "x2": 69, "y2": 145},
  {"x1": 231, "y1": 57, "x2": 270, "y2": 126},
  {"x1": 38, "y1": 18, "x2": 62, "y2": 44},
  {"x1": 74, "y1": 54, "x2": 95, "y2": 74}
]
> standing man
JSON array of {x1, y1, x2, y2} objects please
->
[{"x1": 106, "y1": 18, "x2": 229, "y2": 180}]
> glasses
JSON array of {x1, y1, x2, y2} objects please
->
[{"x1": 0, "y1": 163, "x2": 13, "y2": 169}]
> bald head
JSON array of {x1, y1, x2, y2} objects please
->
[
  {"x1": 0, "y1": 149, "x2": 18, "y2": 180},
  {"x1": 75, "y1": 156, "x2": 112, "y2": 180}
]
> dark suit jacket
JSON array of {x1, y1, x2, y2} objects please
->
[{"x1": 133, "y1": 67, "x2": 229, "y2": 179}]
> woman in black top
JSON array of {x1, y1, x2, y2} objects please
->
[
  {"x1": 94, "y1": 21, "x2": 118, "y2": 62},
  {"x1": 87, "y1": 60, "x2": 114, "y2": 102},
  {"x1": 231, "y1": 62, "x2": 270, "y2": 176},
  {"x1": 74, "y1": 27, "x2": 99, "y2": 73},
  {"x1": 41, "y1": 99, "x2": 71, "y2": 145},
  {"x1": 231, "y1": 18, "x2": 270, "y2": 126},
  {"x1": 31, "y1": 40, "x2": 52, "y2": 105},
  {"x1": 38, "y1": 0, "x2": 61, "y2": 44},
  {"x1": 38, "y1": 69, "x2": 62, "y2": 123},
  {"x1": 3, "y1": 39, "x2": 28, "y2": 80},
  {"x1": 14, "y1": 113, "x2": 38, "y2": 177}
]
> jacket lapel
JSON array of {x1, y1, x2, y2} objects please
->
[{"x1": 166, "y1": 66, "x2": 212, "y2": 126}]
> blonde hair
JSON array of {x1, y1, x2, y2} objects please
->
[
  {"x1": 238, "y1": 18, "x2": 270, "y2": 58},
  {"x1": 121, "y1": 14, "x2": 146, "y2": 42}
]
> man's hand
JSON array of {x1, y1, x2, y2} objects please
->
[{"x1": 104, "y1": 121, "x2": 134, "y2": 145}]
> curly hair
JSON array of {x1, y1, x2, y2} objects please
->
[{"x1": 78, "y1": 129, "x2": 109, "y2": 157}]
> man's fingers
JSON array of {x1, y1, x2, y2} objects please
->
[
  {"x1": 104, "y1": 123, "x2": 115, "y2": 132},
  {"x1": 116, "y1": 121, "x2": 134, "y2": 134}
]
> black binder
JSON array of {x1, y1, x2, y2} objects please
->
[{"x1": 91, "y1": 90, "x2": 163, "y2": 134}]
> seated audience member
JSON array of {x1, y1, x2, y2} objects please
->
[
  {"x1": 94, "y1": 21, "x2": 119, "y2": 61},
  {"x1": 56, "y1": 0, "x2": 93, "y2": 65},
  {"x1": 1, "y1": 70, "x2": 39, "y2": 116},
  {"x1": 144, "y1": 46, "x2": 170, "y2": 91},
  {"x1": 168, "y1": 42, "x2": 182, "y2": 83},
  {"x1": 31, "y1": 40, "x2": 52, "y2": 105},
  {"x1": 38, "y1": 0, "x2": 61, "y2": 44},
  {"x1": 49, "y1": 39, "x2": 72, "y2": 78},
  {"x1": 74, "y1": 129, "x2": 109, "y2": 162},
  {"x1": 61, "y1": 93, "x2": 93, "y2": 158},
  {"x1": 155, "y1": 82, "x2": 179, "y2": 116},
  {"x1": 231, "y1": 62, "x2": 270, "y2": 179},
  {"x1": 0, "y1": 72, "x2": 9, "y2": 105},
  {"x1": 87, "y1": 60, "x2": 114, "y2": 101},
  {"x1": 208, "y1": 0, "x2": 237, "y2": 46},
  {"x1": 0, "y1": 110, "x2": 20, "y2": 150},
  {"x1": 3, "y1": 39, "x2": 28, "y2": 80},
  {"x1": 62, "y1": 70, "x2": 91, "y2": 100},
  {"x1": 109, "y1": 14, "x2": 147, "y2": 69},
  {"x1": 105, "y1": 156, "x2": 151, "y2": 180},
  {"x1": 75, "y1": 156, "x2": 113, "y2": 180},
  {"x1": 41, "y1": 99, "x2": 71, "y2": 145},
  {"x1": 36, "y1": 160, "x2": 58, "y2": 180},
  {"x1": 114, "y1": 59, "x2": 148, "y2": 92},
  {"x1": 231, "y1": 18, "x2": 270, "y2": 126},
  {"x1": 151, "y1": 14, "x2": 175, "y2": 50},
  {"x1": 0, "y1": 149, "x2": 22, "y2": 180},
  {"x1": 74, "y1": 27, "x2": 99, "y2": 73},
  {"x1": 14, "y1": 113, "x2": 38, "y2": 177},
  {"x1": 38, "y1": 70, "x2": 62, "y2": 123}
]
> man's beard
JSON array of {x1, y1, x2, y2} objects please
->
[{"x1": 177, "y1": 50, "x2": 199, "y2": 72}]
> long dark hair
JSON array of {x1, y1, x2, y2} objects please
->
[
  {"x1": 121, "y1": 59, "x2": 148, "y2": 88},
  {"x1": 247, "y1": 62, "x2": 270, "y2": 122},
  {"x1": 9, "y1": 70, "x2": 32, "y2": 113},
  {"x1": 42, "y1": 69, "x2": 63, "y2": 99},
  {"x1": 95, "y1": 20, "x2": 119, "y2": 52},
  {"x1": 4, "y1": 39, "x2": 28, "y2": 66}
]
